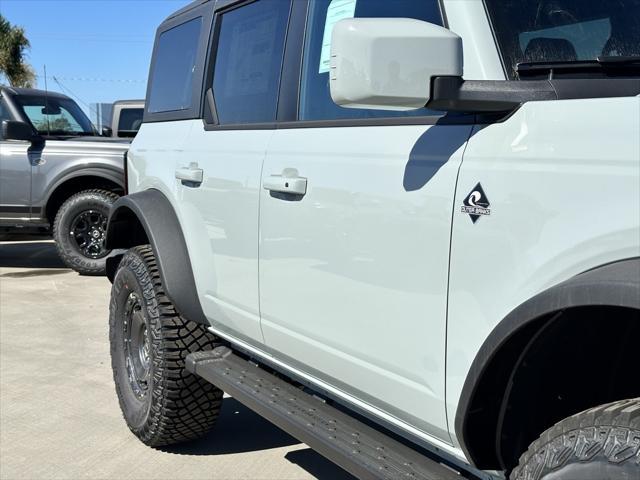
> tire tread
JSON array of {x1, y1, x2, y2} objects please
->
[
  {"x1": 512, "y1": 398, "x2": 640, "y2": 480},
  {"x1": 110, "y1": 245, "x2": 223, "y2": 447},
  {"x1": 52, "y1": 188, "x2": 119, "y2": 275}
]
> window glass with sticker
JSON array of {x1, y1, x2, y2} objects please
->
[
  {"x1": 299, "y1": 0, "x2": 443, "y2": 121},
  {"x1": 212, "y1": 0, "x2": 291, "y2": 124}
]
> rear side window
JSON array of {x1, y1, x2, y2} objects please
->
[
  {"x1": 299, "y1": 0, "x2": 443, "y2": 122},
  {"x1": 212, "y1": 0, "x2": 291, "y2": 124},
  {"x1": 148, "y1": 17, "x2": 203, "y2": 113},
  {"x1": 117, "y1": 108, "x2": 144, "y2": 137}
]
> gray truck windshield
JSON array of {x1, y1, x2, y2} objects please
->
[
  {"x1": 484, "y1": 0, "x2": 640, "y2": 78},
  {"x1": 15, "y1": 95, "x2": 96, "y2": 136}
]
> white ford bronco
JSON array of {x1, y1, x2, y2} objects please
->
[{"x1": 104, "y1": 1, "x2": 640, "y2": 478}]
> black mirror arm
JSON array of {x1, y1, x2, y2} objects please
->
[
  {"x1": 427, "y1": 76, "x2": 640, "y2": 114},
  {"x1": 427, "y1": 77, "x2": 556, "y2": 113}
]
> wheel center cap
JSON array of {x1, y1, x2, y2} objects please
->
[{"x1": 91, "y1": 230, "x2": 101, "y2": 239}]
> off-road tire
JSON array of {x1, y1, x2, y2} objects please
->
[
  {"x1": 109, "y1": 245, "x2": 223, "y2": 447},
  {"x1": 511, "y1": 398, "x2": 640, "y2": 480},
  {"x1": 52, "y1": 189, "x2": 118, "y2": 275}
]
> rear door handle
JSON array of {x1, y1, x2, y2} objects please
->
[
  {"x1": 175, "y1": 164, "x2": 203, "y2": 185},
  {"x1": 263, "y1": 173, "x2": 307, "y2": 196}
]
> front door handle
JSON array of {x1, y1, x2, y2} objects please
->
[
  {"x1": 263, "y1": 172, "x2": 307, "y2": 196},
  {"x1": 175, "y1": 163, "x2": 203, "y2": 185}
]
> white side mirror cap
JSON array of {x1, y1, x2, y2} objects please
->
[{"x1": 330, "y1": 18, "x2": 463, "y2": 110}]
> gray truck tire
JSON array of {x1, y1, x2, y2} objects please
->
[
  {"x1": 52, "y1": 189, "x2": 118, "y2": 275},
  {"x1": 109, "y1": 245, "x2": 223, "y2": 447},
  {"x1": 511, "y1": 398, "x2": 640, "y2": 480}
]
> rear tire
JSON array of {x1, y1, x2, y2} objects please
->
[
  {"x1": 511, "y1": 398, "x2": 640, "y2": 480},
  {"x1": 109, "y1": 245, "x2": 223, "y2": 446},
  {"x1": 52, "y1": 189, "x2": 118, "y2": 275}
]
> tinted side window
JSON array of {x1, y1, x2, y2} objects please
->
[
  {"x1": 148, "y1": 17, "x2": 202, "y2": 114},
  {"x1": 299, "y1": 0, "x2": 443, "y2": 121},
  {"x1": 117, "y1": 108, "x2": 144, "y2": 136},
  {"x1": 212, "y1": 0, "x2": 290, "y2": 125}
]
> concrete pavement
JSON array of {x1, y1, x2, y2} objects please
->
[{"x1": 0, "y1": 240, "x2": 353, "y2": 480}]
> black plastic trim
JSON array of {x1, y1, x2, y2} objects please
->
[
  {"x1": 276, "y1": 0, "x2": 307, "y2": 123},
  {"x1": 517, "y1": 60, "x2": 640, "y2": 80},
  {"x1": 455, "y1": 257, "x2": 640, "y2": 468},
  {"x1": 105, "y1": 189, "x2": 208, "y2": 325},
  {"x1": 428, "y1": 77, "x2": 640, "y2": 113},
  {"x1": 201, "y1": 113, "x2": 475, "y2": 131},
  {"x1": 0, "y1": 205, "x2": 31, "y2": 214},
  {"x1": 187, "y1": 346, "x2": 465, "y2": 480},
  {"x1": 548, "y1": 78, "x2": 640, "y2": 99},
  {"x1": 204, "y1": 88, "x2": 218, "y2": 125}
]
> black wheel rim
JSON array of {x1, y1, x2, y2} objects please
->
[
  {"x1": 123, "y1": 293, "x2": 150, "y2": 399},
  {"x1": 69, "y1": 209, "x2": 108, "y2": 259}
]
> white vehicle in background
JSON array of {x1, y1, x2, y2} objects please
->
[
  {"x1": 104, "y1": 1, "x2": 640, "y2": 479},
  {"x1": 102, "y1": 100, "x2": 144, "y2": 139}
]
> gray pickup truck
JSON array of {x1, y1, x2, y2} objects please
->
[{"x1": 0, "y1": 86, "x2": 127, "y2": 275}]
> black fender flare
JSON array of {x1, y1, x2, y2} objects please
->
[
  {"x1": 455, "y1": 257, "x2": 640, "y2": 467},
  {"x1": 105, "y1": 189, "x2": 207, "y2": 325}
]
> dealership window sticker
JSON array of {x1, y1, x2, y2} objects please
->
[{"x1": 319, "y1": 0, "x2": 357, "y2": 73}]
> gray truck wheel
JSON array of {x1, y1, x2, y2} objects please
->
[
  {"x1": 52, "y1": 189, "x2": 118, "y2": 275},
  {"x1": 109, "y1": 245, "x2": 224, "y2": 447},
  {"x1": 511, "y1": 398, "x2": 640, "y2": 480}
]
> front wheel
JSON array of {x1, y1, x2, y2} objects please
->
[
  {"x1": 511, "y1": 398, "x2": 640, "y2": 480},
  {"x1": 52, "y1": 189, "x2": 119, "y2": 275},
  {"x1": 109, "y1": 245, "x2": 223, "y2": 446}
]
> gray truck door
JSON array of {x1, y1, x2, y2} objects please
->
[{"x1": 0, "y1": 98, "x2": 32, "y2": 223}]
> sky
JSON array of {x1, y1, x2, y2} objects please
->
[{"x1": 0, "y1": 0, "x2": 192, "y2": 116}]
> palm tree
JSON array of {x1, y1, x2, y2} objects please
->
[{"x1": 0, "y1": 14, "x2": 35, "y2": 88}]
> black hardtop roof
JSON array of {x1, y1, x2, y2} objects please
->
[
  {"x1": 1, "y1": 86, "x2": 71, "y2": 99},
  {"x1": 163, "y1": 0, "x2": 211, "y2": 23}
]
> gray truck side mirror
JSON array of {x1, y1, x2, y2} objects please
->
[{"x1": 2, "y1": 120, "x2": 37, "y2": 142}]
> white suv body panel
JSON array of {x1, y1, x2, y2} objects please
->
[
  {"x1": 447, "y1": 96, "x2": 640, "y2": 446},
  {"x1": 127, "y1": 96, "x2": 640, "y2": 464},
  {"x1": 177, "y1": 127, "x2": 274, "y2": 345},
  {"x1": 129, "y1": 121, "x2": 273, "y2": 345},
  {"x1": 260, "y1": 124, "x2": 472, "y2": 443},
  {"x1": 123, "y1": 1, "x2": 640, "y2": 470}
]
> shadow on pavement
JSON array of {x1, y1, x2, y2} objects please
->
[
  {"x1": 0, "y1": 241, "x2": 67, "y2": 269},
  {"x1": 161, "y1": 398, "x2": 298, "y2": 456},
  {"x1": 164, "y1": 398, "x2": 355, "y2": 478}
]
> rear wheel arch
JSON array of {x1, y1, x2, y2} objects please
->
[
  {"x1": 45, "y1": 172, "x2": 124, "y2": 223},
  {"x1": 105, "y1": 189, "x2": 208, "y2": 326},
  {"x1": 455, "y1": 258, "x2": 640, "y2": 472}
]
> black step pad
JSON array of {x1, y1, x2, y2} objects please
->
[{"x1": 186, "y1": 347, "x2": 463, "y2": 480}]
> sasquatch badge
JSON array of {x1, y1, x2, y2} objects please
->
[{"x1": 461, "y1": 183, "x2": 491, "y2": 223}]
